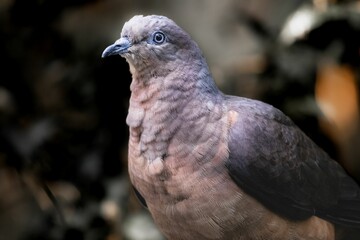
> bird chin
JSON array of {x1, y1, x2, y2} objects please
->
[
  {"x1": 124, "y1": 57, "x2": 137, "y2": 75},
  {"x1": 124, "y1": 54, "x2": 139, "y2": 67}
]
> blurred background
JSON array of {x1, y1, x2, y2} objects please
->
[{"x1": 0, "y1": 0, "x2": 360, "y2": 239}]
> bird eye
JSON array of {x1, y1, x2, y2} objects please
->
[{"x1": 152, "y1": 32, "x2": 166, "y2": 44}]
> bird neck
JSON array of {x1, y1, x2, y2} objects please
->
[
  {"x1": 126, "y1": 64, "x2": 224, "y2": 163},
  {"x1": 128, "y1": 57, "x2": 220, "y2": 112},
  {"x1": 126, "y1": 70, "x2": 218, "y2": 128}
]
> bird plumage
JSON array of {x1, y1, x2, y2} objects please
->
[{"x1": 102, "y1": 15, "x2": 360, "y2": 240}]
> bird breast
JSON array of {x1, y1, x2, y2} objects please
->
[{"x1": 127, "y1": 98, "x2": 335, "y2": 239}]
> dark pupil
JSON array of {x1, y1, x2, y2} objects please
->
[{"x1": 155, "y1": 33, "x2": 163, "y2": 42}]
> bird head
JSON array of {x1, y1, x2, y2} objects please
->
[{"x1": 102, "y1": 15, "x2": 204, "y2": 74}]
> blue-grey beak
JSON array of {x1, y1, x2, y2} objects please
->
[{"x1": 102, "y1": 37, "x2": 131, "y2": 58}]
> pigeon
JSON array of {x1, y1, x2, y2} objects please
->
[{"x1": 102, "y1": 15, "x2": 360, "y2": 240}]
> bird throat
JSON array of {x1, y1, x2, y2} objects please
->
[
  {"x1": 127, "y1": 73, "x2": 188, "y2": 163},
  {"x1": 126, "y1": 70, "x2": 224, "y2": 166}
]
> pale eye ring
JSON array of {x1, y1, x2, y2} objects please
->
[{"x1": 153, "y1": 32, "x2": 166, "y2": 44}]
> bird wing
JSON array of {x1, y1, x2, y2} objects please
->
[
  {"x1": 133, "y1": 186, "x2": 148, "y2": 208},
  {"x1": 225, "y1": 96, "x2": 360, "y2": 227}
]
